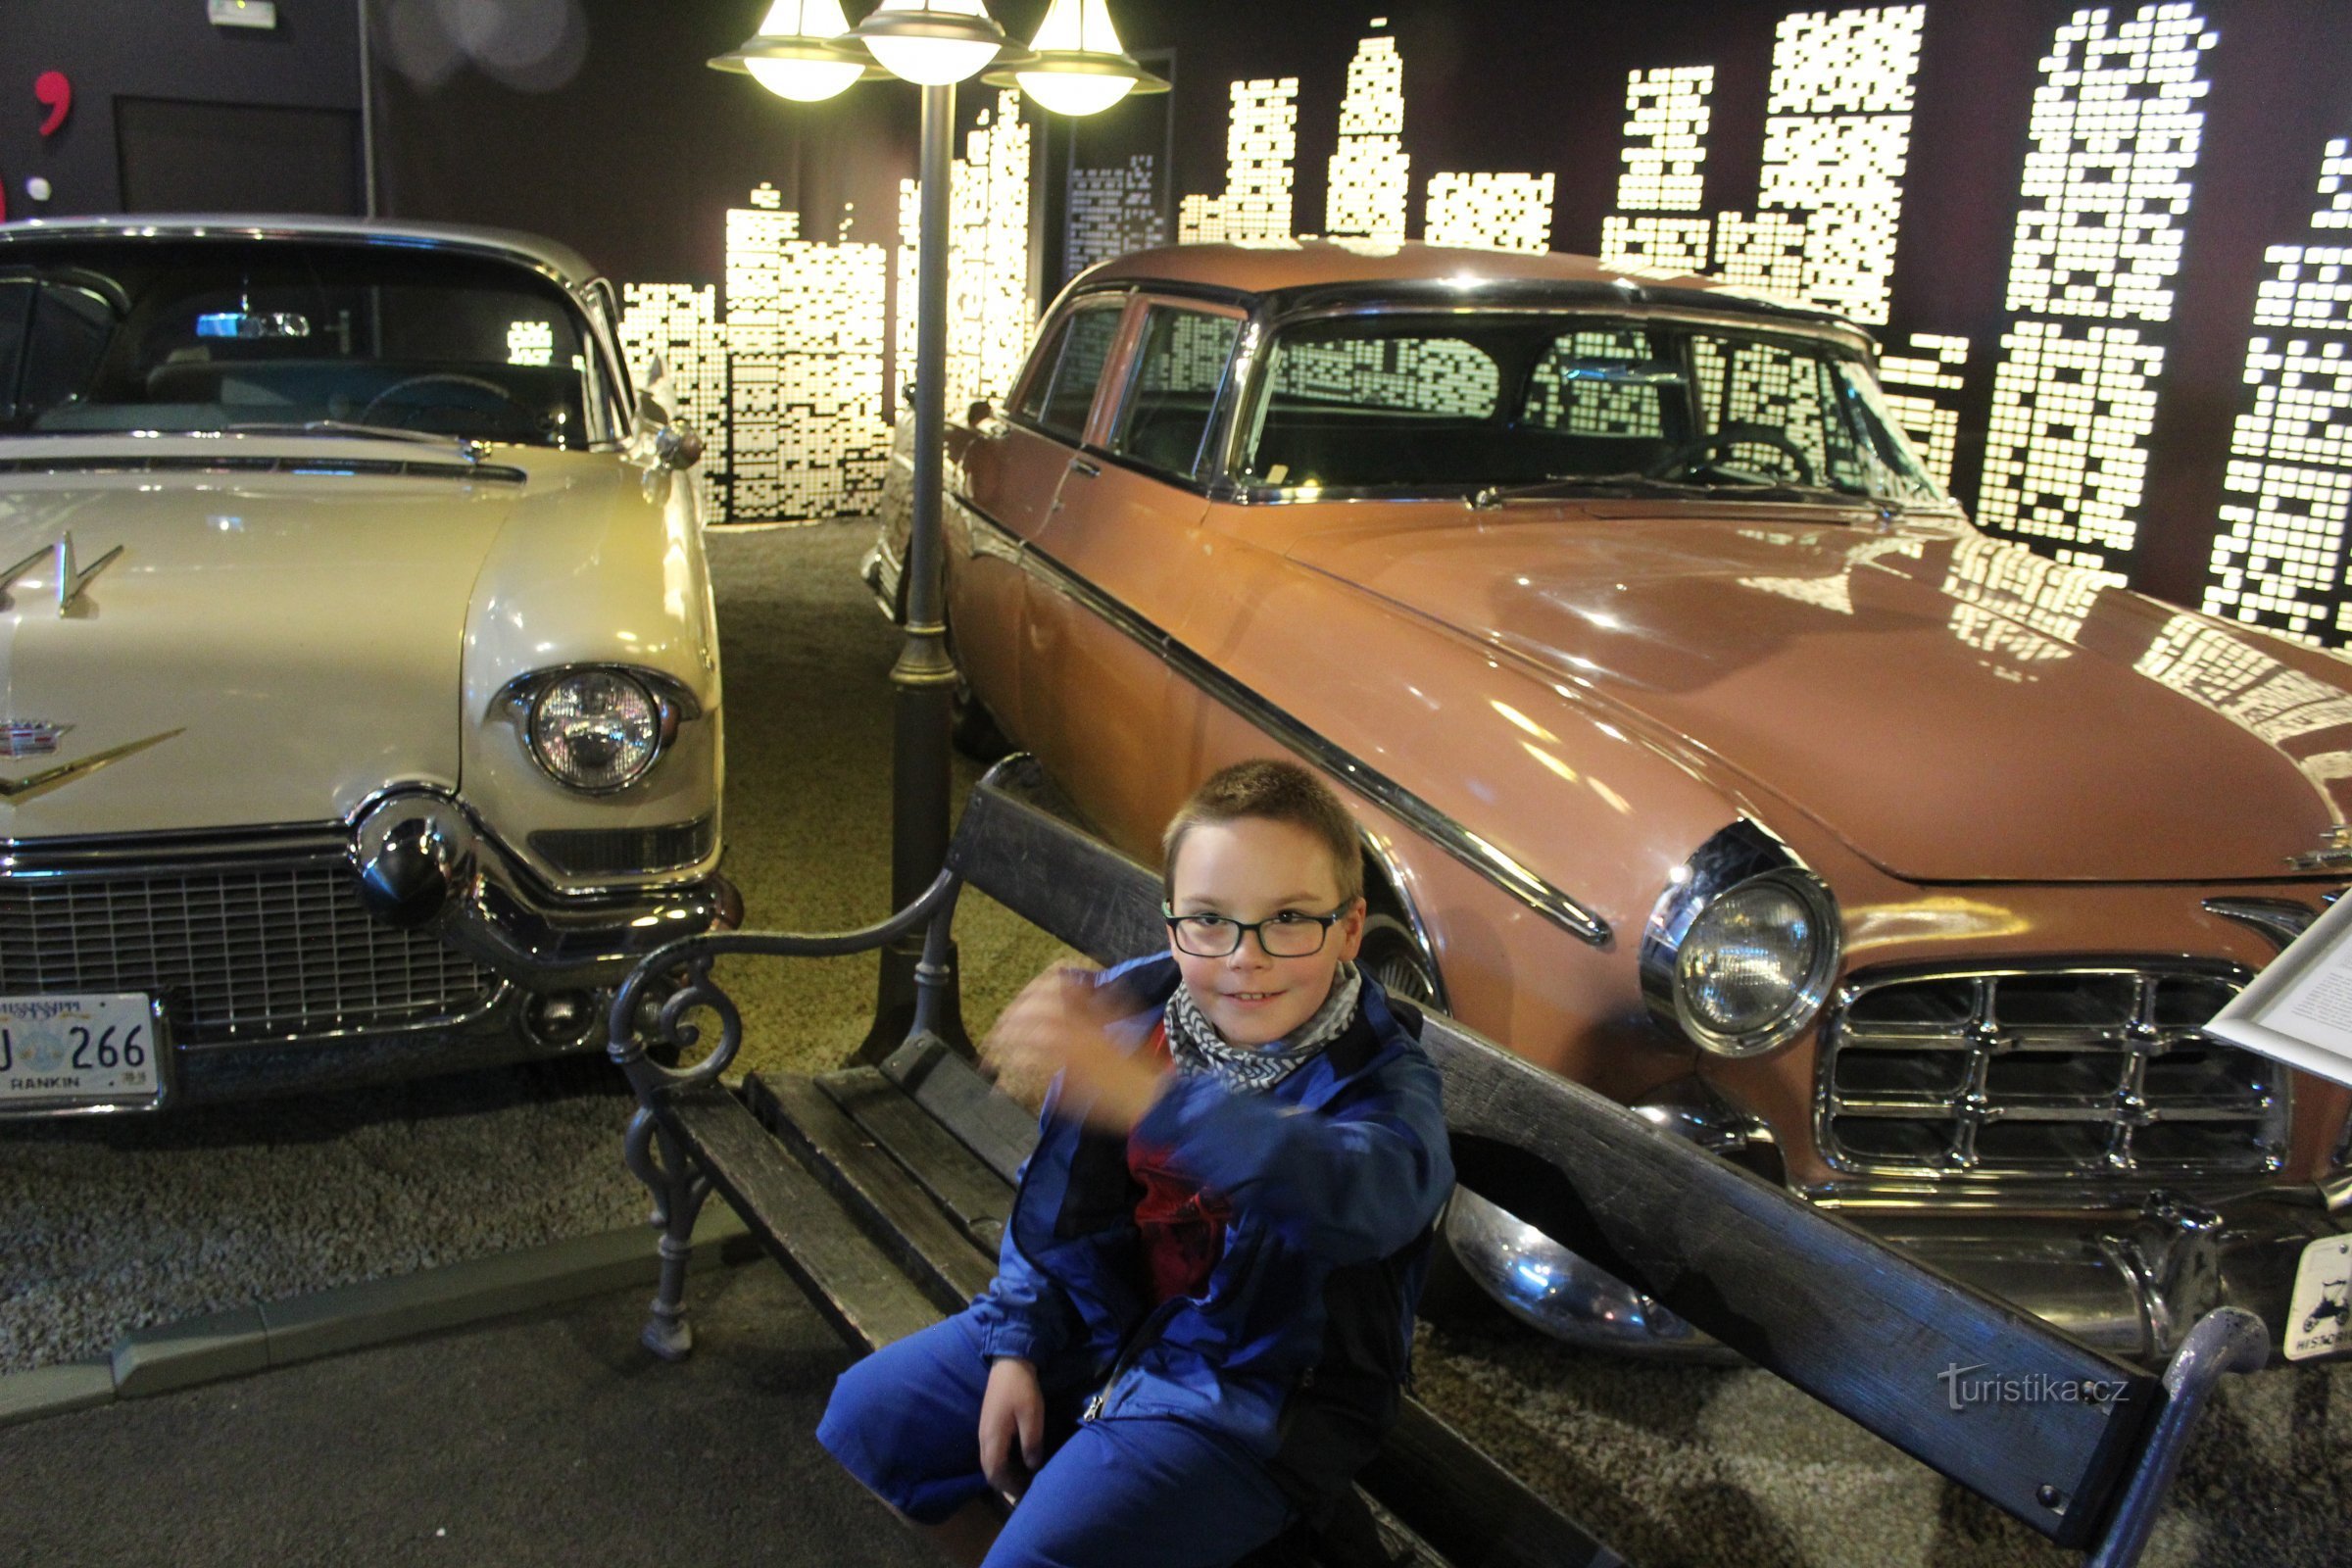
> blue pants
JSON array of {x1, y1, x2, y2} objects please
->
[{"x1": 817, "y1": 1312, "x2": 1296, "y2": 1568}]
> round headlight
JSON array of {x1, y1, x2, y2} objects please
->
[
  {"x1": 528, "y1": 670, "x2": 663, "y2": 792},
  {"x1": 1672, "y1": 871, "x2": 1838, "y2": 1055}
]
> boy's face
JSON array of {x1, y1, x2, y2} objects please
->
[{"x1": 1166, "y1": 816, "x2": 1366, "y2": 1047}]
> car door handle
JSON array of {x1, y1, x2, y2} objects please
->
[{"x1": 1068, "y1": 458, "x2": 1101, "y2": 478}]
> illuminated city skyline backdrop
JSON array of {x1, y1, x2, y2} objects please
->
[{"x1": 568, "y1": 2, "x2": 2352, "y2": 647}]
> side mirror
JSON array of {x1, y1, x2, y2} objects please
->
[{"x1": 967, "y1": 399, "x2": 995, "y2": 428}]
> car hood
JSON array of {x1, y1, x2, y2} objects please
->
[
  {"x1": 0, "y1": 437, "x2": 535, "y2": 837},
  {"x1": 1285, "y1": 505, "x2": 2352, "y2": 883}
]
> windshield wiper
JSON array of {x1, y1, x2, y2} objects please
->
[
  {"x1": 1471, "y1": 472, "x2": 1733, "y2": 507},
  {"x1": 223, "y1": 419, "x2": 477, "y2": 452},
  {"x1": 1472, "y1": 471, "x2": 1890, "y2": 509}
]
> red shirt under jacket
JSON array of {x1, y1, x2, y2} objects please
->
[{"x1": 1127, "y1": 1021, "x2": 1233, "y2": 1305}]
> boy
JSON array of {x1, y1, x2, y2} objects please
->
[{"x1": 817, "y1": 759, "x2": 1453, "y2": 1568}]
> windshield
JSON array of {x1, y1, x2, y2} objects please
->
[
  {"x1": 1238, "y1": 312, "x2": 1943, "y2": 504},
  {"x1": 0, "y1": 238, "x2": 619, "y2": 448}
]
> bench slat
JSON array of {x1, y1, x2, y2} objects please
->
[
  {"x1": 949, "y1": 767, "x2": 1166, "y2": 966},
  {"x1": 662, "y1": 1082, "x2": 940, "y2": 1351},
  {"x1": 749, "y1": 1074, "x2": 998, "y2": 1311},
  {"x1": 819, "y1": 1066, "x2": 1017, "y2": 1253},
  {"x1": 882, "y1": 1034, "x2": 1041, "y2": 1184}
]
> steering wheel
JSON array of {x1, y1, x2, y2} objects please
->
[
  {"x1": 359, "y1": 372, "x2": 526, "y2": 430},
  {"x1": 1645, "y1": 420, "x2": 1816, "y2": 487}
]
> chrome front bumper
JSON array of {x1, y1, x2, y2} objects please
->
[
  {"x1": 1445, "y1": 1181, "x2": 2352, "y2": 1369},
  {"x1": 859, "y1": 538, "x2": 905, "y2": 622},
  {"x1": 0, "y1": 809, "x2": 737, "y2": 1116}
]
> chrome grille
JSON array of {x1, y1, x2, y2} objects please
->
[
  {"x1": 0, "y1": 838, "x2": 499, "y2": 1045},
  {"x1": 1820, "y1": 963, "x2": 2285, "y2": 1181}
]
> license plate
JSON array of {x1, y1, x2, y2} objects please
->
[
  {"x1": 2285, "y1": 1233, "x2": 2352, "y2": 1362},
  {"x1": 0, "y1": 995, "x2": 167, "y2": 1111}
]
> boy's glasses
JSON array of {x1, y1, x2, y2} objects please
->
[{"x1": 1162, "y1": 903, "x2": 1351, "y2": 958}]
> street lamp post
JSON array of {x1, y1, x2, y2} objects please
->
[
  {"x1": 871, "y1": 75, "x2": 963, "y2": 1058},
  {"x1": 712, "y1": 0, "x2": 1166, "y2": 1056}
]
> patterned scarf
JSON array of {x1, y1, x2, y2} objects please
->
[{"x1": 1164, "y1": 962, "x2": 1362, "y2": 1093}]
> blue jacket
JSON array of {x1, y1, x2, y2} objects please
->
[{"x1": 966, "y1": 953, "x2": 1453, "y2": 1502}]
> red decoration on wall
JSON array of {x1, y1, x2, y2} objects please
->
[{"x1": 34, "y1": 72, "x2": 71, "y2": 137}]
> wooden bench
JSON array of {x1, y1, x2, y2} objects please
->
[{"x1": 606, "y1": 756, "x2": 2266, "y2": 1568}]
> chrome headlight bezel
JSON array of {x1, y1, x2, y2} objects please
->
[
  {"x1": 497, "y1": 664, "x2": 699, "y2": 796},
  {"x1": 1641, "y1": 821, "x2": 1842, "y2": 1058}
]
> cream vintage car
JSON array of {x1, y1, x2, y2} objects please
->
[
  {"x1": 868, "y1": 241, "x2": 2352, "y2": 1365},
  {"x1": 0, "y1": 216, "x2": 727, "y2": 1117}
]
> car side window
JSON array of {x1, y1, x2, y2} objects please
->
[
  {"x1": 1013, "y1": 316, "x2": 1071, "y2": 423},
  {"x1": 1032, "y1": 303, "x2": 1124, "y2": 442},
  {"x1": 1109, "y1": 307, "x2": 1240, "y2": 480}
]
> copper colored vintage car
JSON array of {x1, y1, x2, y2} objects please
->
[{"x1": 866, "y1": 241, "x2": 2352, "y2": 1365}]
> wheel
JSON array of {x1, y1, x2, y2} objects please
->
[{"x1": 1357, "y1": 910, "x2": 1440, "y2": 1007}]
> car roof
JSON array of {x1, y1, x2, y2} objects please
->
[
  {"x1": 0, "y1": 214, "x2": 604, "y2": 290},
  {"x1": 1073, "y1": 239, "x2": 1863, "y2": 338}
]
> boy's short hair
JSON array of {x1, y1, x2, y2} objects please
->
[{"x1": 1160, "y1": 758, "x2": 1365, "y2": 906}]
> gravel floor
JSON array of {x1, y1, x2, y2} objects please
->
[{"x1": 3, "y1": 518, "x2": 2346, "y2": 1567}]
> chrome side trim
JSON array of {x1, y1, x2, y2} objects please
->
[
  {"x1": 1001, "y1": 521, "x2": 1611, "y2": 948},
  {"x1": 2203, "y1": 896, "x2": 2321, "y2": 953},
  {"x1": 1356, "y1": 834, "x2": 1451, "y2": 1012}
]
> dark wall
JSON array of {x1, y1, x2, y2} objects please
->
[
  {"x1": 370, "y1": 0, "x2": 956, "y2": 282},
  {"x1": 0, "y1": 0, "x2": 362, "y2": 220}
]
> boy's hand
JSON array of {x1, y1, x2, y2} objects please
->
[
  {"x1": 983, "y1": 965, "x2": 1167, "y2": 1134},
  {"x1": 977, "y1": 1355, "x2": 1047, "y2": 1502}
]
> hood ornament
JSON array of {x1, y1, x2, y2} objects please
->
[
  {"x1": 0, "y1": 720, "x2": 71, "y2": 759},
  {"x1": 0, "y1": 729, "x2": 182, "y2": 805},
  {"x1": 2288, "y1": 824, "x2": 2352, "y2": 872},
  {"x1": 0, "y1": 531, "x2": 124, "y2": 615}
]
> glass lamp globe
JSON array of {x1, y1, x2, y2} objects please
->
[
  {"x1": 856, "y1": 0, "x2": 1006, "y2": 86},
  {"x1": 747, "y1": 55, "x2": 864, "y2": 100},
  {"x1": 1017, "y1": 0, "x2": 1137, "y2": 115},
  {"x1": 1016, "y1": 68, "x2": 1134, "y2": 116},
  {"x1": 718, "y1": 0, "x2": 866, "y2": 103},
  {"x1": 987, "y1": 0, "x2": 1169, "y2": 117}
]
